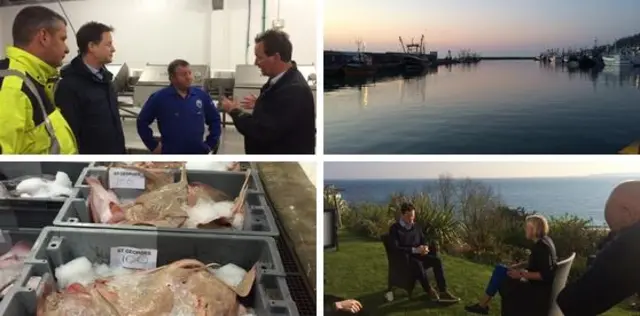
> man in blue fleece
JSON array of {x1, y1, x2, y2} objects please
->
[{"x1": 137, "y1": 59, "x2": 221, "y2": 154}]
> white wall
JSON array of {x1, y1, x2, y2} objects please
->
[
  {"x1": 0, "y1": 0, "x2": 316, "y2": 70},
  {"x1": 210, "y1": 0, "x2": 317, "y2": 70}
]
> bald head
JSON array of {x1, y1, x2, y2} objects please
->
[{"x1": 604, "y1": 181, "x2": 640, "y2": 232}]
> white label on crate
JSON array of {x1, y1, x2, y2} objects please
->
[
  {"x1": 109, "y1": 247, "x2": 158, "y2": 270},
  {"x1": 109, "y1": 168, "x2": 145, "y2": 189}
]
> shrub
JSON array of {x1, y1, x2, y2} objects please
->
[
  {"x1": 329, "y1": 175, "x2": 609, "y2": 283},
  {"x1": 548, "y1": 215, "x2": 606, "y2": 259},
  {"x1": 345, "y1": 203, "x2": 395, "y2": 239},
  {"x1": 388, "y1": 192, "x2": 462, "y2": 250}
]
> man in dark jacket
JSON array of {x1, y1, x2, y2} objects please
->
[
  {"x1": 557, "y1": 181, "x2": 640, "y2": 316},
  {"x1": 388, "y1": 202, "x2": 460, "y2": 303},
  {"x1": 54, "y1": 22, "x2": 125, "y2": 154},
  {"x1": 221, "y1": 29, "x2": 315, "y2": 154}
]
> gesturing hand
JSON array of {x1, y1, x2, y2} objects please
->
[
  {"x1": 507, "y1": 269, "x2": 523, "y2": 279},
  {"x1": 240, "y1": 94, "x2": 257, "y2": 110},
  {"x1": 221, "y1": 97, "x2": 239, "y2": 113}
]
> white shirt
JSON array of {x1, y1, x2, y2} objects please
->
[{"x1": 269, "y1": 71, "x2": 286, "y2": 85}]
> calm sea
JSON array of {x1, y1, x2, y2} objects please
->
[
  {"x1": 324, "y1": 61, "x2": 640, "y2": 154},
  {"x1": 326, "y1": 176, "x2": 637, "y2": 225}
]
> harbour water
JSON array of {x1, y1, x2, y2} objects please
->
[
  {"x1": 327, "y1": 176, "x2": 634, "y2": 225},
  {"x1": 324, "y1": 61, "x2": 640, "y2": 154}
]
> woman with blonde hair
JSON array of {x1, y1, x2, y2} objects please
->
[{"x1": 465, "y1": 214, "x2": 558, "y2": 315}]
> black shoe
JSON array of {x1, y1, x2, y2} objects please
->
[{"x1": 465, "y1": 303, "x2": 489, "y2": 315}]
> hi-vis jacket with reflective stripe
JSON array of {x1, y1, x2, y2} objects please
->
[{"x1": 0, "y1": 46, "x2": 77, "y2": 154}]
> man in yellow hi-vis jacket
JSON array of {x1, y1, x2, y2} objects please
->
[{"x1": 0, "y1": 6, "x2": 77, "y2": 154}]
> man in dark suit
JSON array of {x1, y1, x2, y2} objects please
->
[
  {"x1": 55, "y1": 22, "x2": 126, "y2": 154},
  {"x1": 389, "y1": 202, "x2": 460, "y2": 303},
  {"x1": 221, "y1": 30, "x2": 315, "y2": 154}
]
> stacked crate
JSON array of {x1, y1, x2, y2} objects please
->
[{"x1": 0, "y1": 162, "x2": 300, "y2": 315}]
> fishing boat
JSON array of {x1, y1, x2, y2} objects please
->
[
  {"x1": 602, "y1": 53, "x2": 633, "y2": 66},
  {"x1": 566, "y1": 55, "x2": 579, "y2": 69},
  {"x1": 399, "y1": 35, "x2": 431, "y2": 73},
  {"x1": 632, "y1": 53, "x2": 640, "y2": 67},
  {"x1": 342, "y1": 39, "x2": 377, "y2": 77}
]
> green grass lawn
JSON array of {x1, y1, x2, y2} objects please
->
[{"x1": 325, "y1": 231, "x2": 633, "y2": 316}]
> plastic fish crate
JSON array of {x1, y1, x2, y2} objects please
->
[
  {"x1": 0, "y1": 228, "x2": 42, "y2": 302},
  {"x1": 0, "y1": 162, "x2": 89, "y2": 186},
  {"x1": 54, "y1": 168, "x2": 279, "y2": 237},
  {"x1": 88, "y1": 161, "x2": 253, "y2": 171},
  {"x1": 0, "y1": 200, "x2": 71, "y2": 230},
  {"x1": 73, "y1": 167, "x2": 261, "y2": 195},
  {"x1": 0, "y1": 163, "x2": 89, "y2": 229},
  {"x1": 0, "y1": 228, "x2": 42, "y2": 258},
  {"x1": 0, "y1": 227, "x2": 299, "y2": 316}
]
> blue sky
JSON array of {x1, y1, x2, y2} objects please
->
[
  {"x1": 324, "y1": 0, "x2": 640, "y2": 56},
  {"x1": 324, "y1": 162, "x2": 640, "y2": 179}
]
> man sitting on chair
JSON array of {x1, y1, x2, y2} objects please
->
[{"x1": 388, "y1": 202, "x2": 460, "y2": 303}]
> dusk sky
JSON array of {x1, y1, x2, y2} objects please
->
[
  {"x1": 325, "y1": 162, "x2": 640, "y2": 180},
  {"x1": 324, "y1": 0, "x2": 640, "y2": 56}
]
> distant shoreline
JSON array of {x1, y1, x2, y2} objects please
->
[{"x1": 324, "y1": 50, "x2": 535, "y2": 60}]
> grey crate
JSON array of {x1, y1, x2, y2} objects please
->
[
  {"x1": 0, "y1": 163, "x2": 88, "y2": 217},
  {"x1": 0, "y1": 227, "x2": 299, "y2": 316},
  {"x1": 56, "y1": 167, "x2": 279, "y2": 236},
  {"x1": 0, "y1": 198, "x2": 76, "y2": 230},
  {"x1": 88, "y1": 162, "x2": 253, "y2": 172},
  {"x1": 73, "y1": 167, "x2": 261, "y2": 196},
  {"x1": 0, "y1": 228, "x2": 42, "y2": 303},
  {"x1": 0, "y1": 162, "x2": 89, "y2": 185},
  {"x1": 0, "y1": 228, "x2": 42, "y2": 258},
  {"x1": 54, "y1": 195, "x2": 279, "y2": 236}
]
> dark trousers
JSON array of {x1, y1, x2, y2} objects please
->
[
  {"x1": 499, "y1": 278, "x2": 550, "y2": 316},
  {"x1": 409, "y1": 254, "x2": 447, "y2": 292}
]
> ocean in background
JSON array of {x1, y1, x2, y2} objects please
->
[{"x1": 326, "y1": 176, "x2": 637, "y2": 225}]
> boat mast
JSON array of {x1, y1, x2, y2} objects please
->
[{"x1": 398, "y1": 36, "x2": 407, "y2": 54}]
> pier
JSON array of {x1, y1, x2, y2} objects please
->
[{"x1": 324, "y1": 49, "x2": 531, "y2": 78}]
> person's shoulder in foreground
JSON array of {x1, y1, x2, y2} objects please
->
[
  {"x1": 0, "y1": 5, "x2": 77, "y2": 155},
  {"x1": 556, "y1": 181, "x2": 640, "y2": 316}
]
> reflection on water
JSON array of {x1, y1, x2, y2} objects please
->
[{"x1": 325, "y1": 61, "x2": 640, "y2": 154}]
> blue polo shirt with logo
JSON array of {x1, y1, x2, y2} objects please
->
[{"x1": 137, "y1": 86, "x2": 221, "y2": 154}]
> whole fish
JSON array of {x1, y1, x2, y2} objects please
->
[
  {"x1": 0, "y1": 240, "x2": 32, "y2": 266},
  {"x1": 119, "y1": 166, "x2": 189, "y2": 227},
  {"x1": 37, "y1": 259, "x2": 249, "y2": 316},
  {"x1": 86, "y1": 177, "x2": 125, "y2": 224},
  {"x1": 110, "y1": 162, "x2": 185, "y2": 170},
  {"x1": 0, "y1": 241, "x2": 33, "y2": 298}
]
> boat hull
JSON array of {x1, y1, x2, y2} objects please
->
[
  {"x1": 602, "y1": 56, "x2": 633, "y2": 67},
  {"x1": 343, "y1": 64, "x2": 377, "y2": 77}
]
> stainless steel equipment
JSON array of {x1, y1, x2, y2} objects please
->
[
  {"x1": 133, "y1": 63, "x2": 210, "y2": 107},
  {"x1": 232, "y1": 64, "x2": 269, "y2": 102},
  {"x1": 206, "y1": 69, "x2": 236, "y2": 91},
  {"x1": 105, "y1": 63, "x2": 130, "y2": 93}
]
